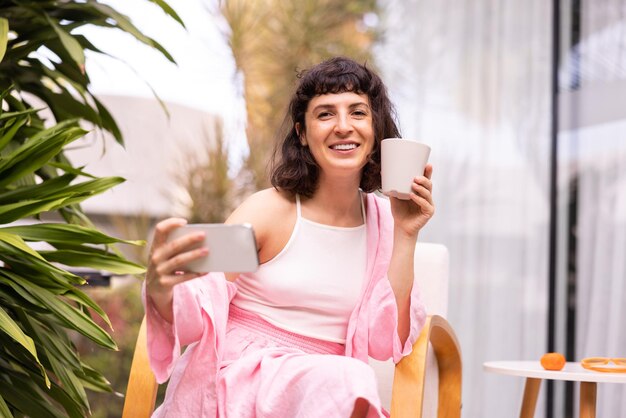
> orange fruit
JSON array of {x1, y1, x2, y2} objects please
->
[{"x1": 540, "y1": 352, "x2": 566, "y2": 371}]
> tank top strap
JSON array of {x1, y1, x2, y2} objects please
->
[{"x1": 296, "y1": 194, "x2": 302, "y2": 218}]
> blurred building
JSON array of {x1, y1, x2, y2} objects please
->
[
  {"x1": 60, "y1": 95, "x2": 221, "y2": 267},
  {"x1": 66, "y1": 94, "x2": 220, "y2": 219}
]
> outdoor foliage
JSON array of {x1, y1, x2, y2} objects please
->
[
  {"x1": 73, "y1": 279, "x2": 145, "y2": 418},
  {"x1": 0, "y1": 1, "x2": 181, "y2": 416},
  {"x1": 219, "y1": 0, "x2": 379, "y2": 192},
  {"x1": 177, "y1": 0, "x2": 380, "y2": 225},
  {"x1": 173, "y1": 120, "x2": 235, "y2": 223}
]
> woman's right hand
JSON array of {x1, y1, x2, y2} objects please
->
[{"x1": 145, "y1": 218, "x2": 209, "y2": 321}]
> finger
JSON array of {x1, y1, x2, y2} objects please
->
[
  {"x1": 424, "y1": 164, "x2": 433, "y2": 180},
  {"x1": 414, "y1": 176, "x2": 433, "y2": 193},
  {"x1": 411, "y1": 183, "x2": 433, "y2": 204},
  {"x1": 152, "y1": 218, "x2": 188, "y2": 249},
  {"x1": 156, "y1": 247, "x2": 209, "y2": 276},
  {"x1": 409, "y1": 193, "x2": 435, "y2": 217},
  {"x1": 153, "y1": 230, "x2": 206, "y2": 265}
]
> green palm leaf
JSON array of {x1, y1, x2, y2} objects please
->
[
  {"x1": 0, "y1": 121, "x2": 86, "y2": 188},
  {"x1": 0, "y1": 116, "x2": 27, "y2": 151},
  {"x1": 40, "y1": 249, "x2": 146, "y2": 275},
  {"x1": 0, "y1": 378, "x2": 65, "y2": 418},
  {"x1": 0, "y1": 17, "x2": 7, "y2": 63},
  {"x1": 0, "y1": 174, "x2": 75, "y2": 205},
  {"x1": 0, "y1": 230, "x2": 46, "y2": 260},
  {"x1": 0, "y1": 108, "x2": 41, "y2": 122},
  {"x1": 89, "y1": 1, "x2": 176, "y2": 63},
  {"x1": 0, "y1": 271, "x2": 117, "y2": 350},
  {"x1": 0, "y1": 223, "x2": 145, "y2": 246},
  {"x1": 148, "y1": 0, "x2": 186, "y2": 28},
  {"x1": 45, "y1": 15, "x2": 85, "y2": 70},
  {"x1": 0, "y1": 395, "x2": 11, "y2": 418},
  {"x1": 0, "y1": 1, "x2": 182, "y2": 415},
  {"x1": 0, "y1": 306, "x2": 49, "y2": 387},
  {"x1": 75, "y1": 362, "x2": 113, "y2": 393},
  {"x1": 44, "y1": 346, "x2": 89, "y2": 414}
]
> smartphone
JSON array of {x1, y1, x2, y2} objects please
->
[{"x1": 167, "y1": 223, "x2": 259, "y2": 273}]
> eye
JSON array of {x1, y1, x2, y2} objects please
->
[
  {"x1": 317, "y1": 111, "x2": 333, "y2": 119},
  {"x1": 352, "y1": 109, "x2": 368, "y2": 117}
]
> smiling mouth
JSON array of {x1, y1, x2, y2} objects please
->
[{"x1": 330, "y1": 143, "x2": 359, "y2": 151}]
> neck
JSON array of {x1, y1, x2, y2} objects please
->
[{"x1": 304, "y1": 172, "x2": 363, "y2": 226}]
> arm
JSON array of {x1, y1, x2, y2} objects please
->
[
  {"x1": 145, "y1": 218, "x2": 209, "y2": 323},
  {"x1": 145, "y1": 189, "x2": 290, "y2": 321},
  {"x1": 387, "y1": 164, "x2": 434, "y2": 344},
  {"x1": 387, "y1": 228, "x2": 418, "y2": 344},
  {"x1": 143, "y1": 274, "x2": 232, "y2": 382}
]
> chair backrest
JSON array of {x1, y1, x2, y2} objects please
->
[
  {"x1": 122, "y1": 317, "x2": 157, "y2": 418},
  {"x1": 369, "y1": 242, "x2": 450, "y2": 415}
]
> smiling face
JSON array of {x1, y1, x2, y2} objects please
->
[{"x1": 300, "y1": 92, "x2": 375, "y2": 180}]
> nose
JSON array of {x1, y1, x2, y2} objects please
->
[{"x1": 334, "y1": 113, "x2": 353, "y2": 135}]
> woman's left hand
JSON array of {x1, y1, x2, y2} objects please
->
[{"x1": 389, "y1": 164, "x2": 434, "y2": 238}]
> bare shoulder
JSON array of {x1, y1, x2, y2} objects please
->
[
  {"x1": 226, "y1": 188, "x2": 296, "y2": 264},
  {"x1": 226, "y1": 188, "x2": 293, "y2": 226}
]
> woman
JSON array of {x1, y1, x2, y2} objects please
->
[{"x1": 144, "y1": 57, "x2": 434, "y2": 417}]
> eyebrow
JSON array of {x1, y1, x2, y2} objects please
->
[{"x1": 311, "y1": 102, "x2": 371, "y2": 113}]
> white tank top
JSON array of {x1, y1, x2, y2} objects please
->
[{"x1": 231, "y1": 193, "x2": 367, "y2": 343}]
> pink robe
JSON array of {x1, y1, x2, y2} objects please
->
[{"x1": 143, "y1": 193, "x2": 426, "y2": 417}]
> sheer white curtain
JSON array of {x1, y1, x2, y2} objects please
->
[
  {"x1": 563, "y1": 120, "x2": 626, "y2": 417},
  {"x1": 377, "y1": 1, "x2": 552, "y2": 416},
  {"x1": 559, "y1": 1, "x2": 626, "y2": 415}
]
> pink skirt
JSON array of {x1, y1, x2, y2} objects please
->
[{"x1": 216, "y1": 305, "x2": 385, "y2": 417}]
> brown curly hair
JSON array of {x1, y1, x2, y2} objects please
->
[{"x1": 270, "y1": 57, "x2": 401, "y2": 197}]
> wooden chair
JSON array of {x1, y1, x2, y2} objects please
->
[
  {"x1": 122, "y1": 243, "x2": 461, "y2": 418},
  {"x1": 123, "y1": 317, "x2": 158, "y2": 418},
  {"x1": 370, "y1": 243, "x2": 462, "y2": 418}
]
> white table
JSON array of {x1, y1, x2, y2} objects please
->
[{"x1": 483, "y1": 361, "x2": 626, "y2": 418}]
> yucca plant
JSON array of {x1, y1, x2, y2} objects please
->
[
  {"x1": 0, "y1": 1, "x2": 182, "y2": 416},
  {"x1": 173, "y1": 120, "x2": 235, "y2": 223},
  {"x1": 0, "y1": 105, "x2": 145, "y2": 417},
  {"x1": 219, "y1": 0, "x2": 378, "y2": 190}
]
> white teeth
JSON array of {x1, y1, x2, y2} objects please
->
[{"x1": 331, "y1": 143, "x2": 357, "y2": 150}]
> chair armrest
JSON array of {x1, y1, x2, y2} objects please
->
[
  {"x1": 122, "y1": 316, "x2": 158, "y2": 418},
  {"x1": 390, "y1": 315, "x2": 462, "y2": 418}
]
